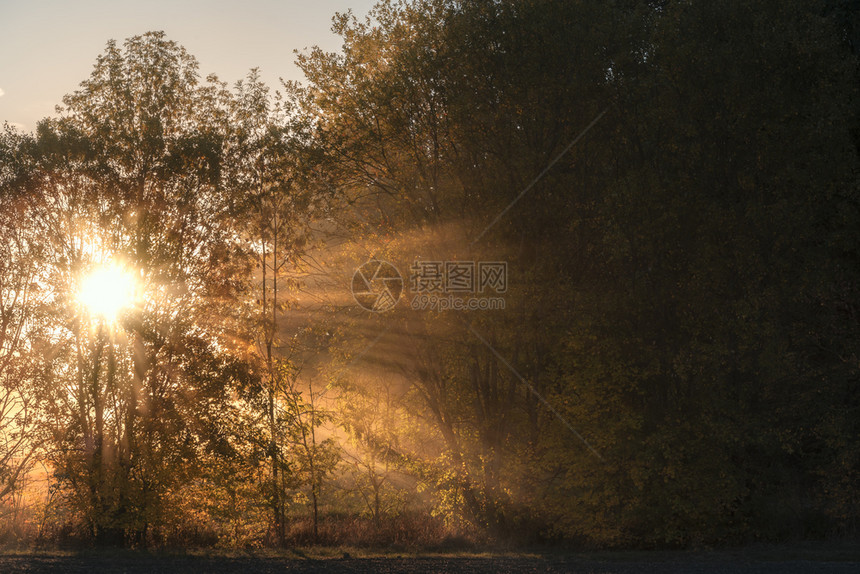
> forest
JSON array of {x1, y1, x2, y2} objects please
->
[{"x1": 0, "y1": 0, "x2": 858, "y2": 551}]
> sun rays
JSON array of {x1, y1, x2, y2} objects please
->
[{"x1": 77, "y1": 263, "x2": 137, "y2": 322}]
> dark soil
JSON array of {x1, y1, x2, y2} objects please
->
[{"x1": 0, "y1": 544, "x2": 857, "y2": 573}]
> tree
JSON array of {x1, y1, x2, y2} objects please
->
[
  {"x1": 282, "y1": 370, "x2": 340, "y2": 542},
  {"x1": 0, "y1": 126, "x2": 47, "y2": 512},
  {"x1": 224, "y1": 68, "x2": 332, "y2": 544},
  {"x1": 296, "y1": 0, "x2": 614, "y2": 540},
  {"x1": 23, "y1": 32, "x2": 252, "y2": 545},
  {"x1": 298, "y1": 0, "x2": 860, "y2": 544},
  {"x1": 338, "y1": 376, "x2": 407, "y2": 529}
]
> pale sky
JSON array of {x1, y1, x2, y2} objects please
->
[{"x1": 0, "y1": 0, "x2": 378, "y2": 132}]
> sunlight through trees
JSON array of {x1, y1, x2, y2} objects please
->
[
  {"x1": 0, "y1": 0, "x2": 858, "y2": 550},
  {"x1": 77, "y1": 264, "x2": 137, "y2": 321}
]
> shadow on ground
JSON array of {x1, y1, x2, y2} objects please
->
[{"x1": 1, "y1": 546, "x2": 859, "y2": 574}]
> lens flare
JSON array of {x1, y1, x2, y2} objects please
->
[{"x1": 77, "y1": 263, "x2": 136, "y2": 320}]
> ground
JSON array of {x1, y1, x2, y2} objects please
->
[{"x1": 0, "y1": 542, "x2": 857, "y2": 573}]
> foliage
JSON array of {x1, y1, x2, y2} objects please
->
[{"x1": 0, "y1": 0, "x2": 858, "y2": 549}]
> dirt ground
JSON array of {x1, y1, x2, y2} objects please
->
[
  {"x1": 0, "y1": 544, "x2": 857, "y2": 573},
  {"x1": 0, "y1": 555, "x2": 856, "y2": 573}
]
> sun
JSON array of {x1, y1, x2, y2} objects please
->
[{"x1": 77, "y1": 263, "x2": 137, "y2": 320}]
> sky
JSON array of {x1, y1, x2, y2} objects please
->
[{"x1": 0, "y1": 0, "x2": 378, "y2": 132}]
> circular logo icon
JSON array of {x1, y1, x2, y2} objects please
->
[{"x1": 351, "y1": 260, "x2": 403, "y2": 312}]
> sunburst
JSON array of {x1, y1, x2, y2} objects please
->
[{"x1": 77, "y1": 263, "x2": 137, "y2": 321}]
